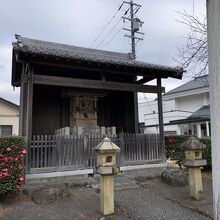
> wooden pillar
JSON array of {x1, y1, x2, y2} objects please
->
[
  {"x1": 133, "y1": 76, "x2": 139, "y2": 133},
  {"x1": 157, "y1": 78, "x2": 165, "y2": 159},
  {"x1": 26, "y1": 65, "x2": 34, "y2": 172},
  {"x1": 19, "y1": 63, "x2": 28, "y2": 136},
  {"x1": 134, "y1": 92, "x2": 139, "y2": 133}
]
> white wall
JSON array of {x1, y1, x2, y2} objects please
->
[
  {"x1": 139, "y1": 99, "x2": 178, "y2": 134},
  {"x1": 175, "y1": 92, "x2": 209, "y2": 112},
  {"x1": 0, "y1": 101, "x2": 19, "y2": 135},
  {"x1": 138, "y1": 91, "x2": 210, "y2": 135}
]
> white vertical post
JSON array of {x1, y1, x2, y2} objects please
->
[
  {"x1": 65, "y1": 127, "x2": 70, "y2": 135},
  {"x1": 101, "y1": 127, "x2": 105, "y2": 136},
  {"x1": 180, "y1": 125, "x2": 184, "y2": 135},
  {"x1": 78, "y1": 127, "x2": 83, "y2": 135},
  {"x1": 111, "y1": 127, "x2": 116, "y2": 135},
  {"x1": 206, "y1": 121, "x2": 210, "y2": 137},
  {"x1": 191, "y1": 124, "x2": 195, "y2": 135},
  {"x1": 207, "y1": 0, "x2": 220, "y2": 218},
  {"x1": 176, "y1": 125, "x2": 181, "y2": 135},
  {"x1": 196, "y1": 123, "x2": 202, "y2": 138}
]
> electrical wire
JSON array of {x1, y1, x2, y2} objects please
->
[
  {"x1": 89, "y1": 3, "x2": 124, "y2": 48},
  {"x1": 102, "y1": 28, "x2": 122, "y2": 49},
  {"x1": 95, "y1": 7, "x2": 130, "y2": 49},
  {"x1": 95, "y1": 16, "x2": 123, "y2": 49}
]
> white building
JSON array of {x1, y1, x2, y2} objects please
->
[
  {"x1": 0, "y1": 97, "x2": 19, "y2": 136},
  {"x1": 139, "y1": 75, "x2": 210, "y2": 137}
]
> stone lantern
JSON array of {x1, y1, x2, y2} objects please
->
[
  {"x1": 95, "y1": 137, "x2": 120, "y2": 216},
  {"x1": 181, "y1": 136, "x2": 206, "y2": 200}
]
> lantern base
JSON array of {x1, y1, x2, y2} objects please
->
[
  {"x1": 100, "y1": 175, "x2": 114, "y2": 215},
  {"x1": 188, "y1": 167, "x2": 203, "y2": 200}
]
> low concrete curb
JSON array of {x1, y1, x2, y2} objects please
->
[{"x1": 25, "y1": 163, "x2": 166, "y2": 185}]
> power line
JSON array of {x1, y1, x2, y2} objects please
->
[
  {"x1": 95, "y1": 16, "x2": 123, "y2": 49},
  {"x1": 89, "y1": 3, "x2": 124, "y2": 48},
  {"x1": 94, "y1": 7, "x2": 130, "y2": 49},
  {"x1": 102, "y1": 28, "x2": 122, "y2": 49}
]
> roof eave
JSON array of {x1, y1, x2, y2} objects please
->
[{"x1": 14, "y1": 49, "x2": 184, "y2": 80}]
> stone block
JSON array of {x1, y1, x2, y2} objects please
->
[
  {"x1": 161, "y1": 169, "x2": 187, "y2": 187},
  {"x1": 32, "y1": 187, "x2": 70, "y2": 204}
]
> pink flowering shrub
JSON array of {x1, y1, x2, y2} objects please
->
[{"x1": 0, "y1": 137, "x2": 25, "y2": 196}]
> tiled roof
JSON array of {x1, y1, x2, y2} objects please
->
[
  {"x1": 189, "y1": 105, "x2": 210, "y2": 119},
  {"x1": 168, "y1": 105, "x2": 210, "y2": 125},
  {"x1": 12, "y1": 35, "x2": 183, "y2": 78},
  {"x1": 164, "y1": 75, "x2": 209, "y2": 96}
]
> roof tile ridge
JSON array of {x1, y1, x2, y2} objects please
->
[{"x1": 17, "y1": 36, "x2": 131, "y2": 60}]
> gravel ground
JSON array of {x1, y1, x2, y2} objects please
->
[
  {"x1": 1, "y1": 187, "x2": 129, "y2": 220},
  {"x1": 0, "y1": 175, "x2": 213, "y2": 220},
  {"x1": 115, "y1": 187, "x2": 211, "y2": 220}
]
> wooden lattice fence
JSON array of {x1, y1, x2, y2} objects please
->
[{"x1": 29, "y1": 134, "x2": 162, "y2": 173}]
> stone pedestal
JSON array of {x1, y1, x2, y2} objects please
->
[
  {"x1": 100, "y1": 175, "x2": 114, "y2": 215},
  {"x1": 181, "y1": 137, "x2": 206, "y2": 201},
  {"x1": 188, "y1": 167, "x2": 203, "y2": 200},
  {"x1": 96, "y1": 137, "x2": 120, "y2": 216}
]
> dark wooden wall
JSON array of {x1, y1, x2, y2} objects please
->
[
  {"x1": 32, "y1": 85, "x2": 70, "y2": 135},
  {"x1": 97, "y1": 92, "x2": 135, "y2": 133},
  {"x1": 32, "y1": 85, "x2": 135, "y2": 135}
]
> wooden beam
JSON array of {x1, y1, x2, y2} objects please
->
[
  {"x1": 157, "y1": 78, "x2": 165, "y2": 160},
  {"x1": 29, "y1": 60, "x2": 158, "y2": 78},
  {"x1": 33, "y1": 74, "x2": 164, "y2": 93}
]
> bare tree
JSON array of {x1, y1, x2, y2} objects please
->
[{"x1": 174, "y1": 10, "x2": 208, "y2": 77}]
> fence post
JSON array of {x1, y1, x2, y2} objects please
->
[
  {"x1": 101, "y1": 127, "x2": 105, "y2": 136},
  {"x1": 83, "y1": 135, "x2": 88, "y2": 167},
  {"x1": 56, "y1": 135, "x2": 62, "y2": 170},
  {"x1": 119, "y1": 134, "x2": 125, "y2": 166}
]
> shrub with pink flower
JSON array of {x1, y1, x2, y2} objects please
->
[{"x1": 0, "y1": 137, "x2": 25, "y2": 196}]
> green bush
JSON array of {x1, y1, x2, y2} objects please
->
[
  {"x1": 165, "y1": 135, "x2": 189, "y2": 169},
  {"x1": 165, "y1": 135, "x2": 211, "y2": 169},
  {"x1": 0, "y1": 137, "x2": 26, "y2": 197},
  {"x1": 200, "y1": 138, "x2": 212, "y2": 169}
]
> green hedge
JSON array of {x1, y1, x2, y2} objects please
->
[
  {"x1": 165, "y1": 135, "x2": 211, "y2": 169},
  {"x1": 0, "y1": 137, "x2": 26, "y2": 196}
]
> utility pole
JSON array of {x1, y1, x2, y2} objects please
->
[
  {"x1": 122, "y1": 0, "x2": 144, "y2": 60},
  {"x1": 122, "y1": 0, "x2": 144, "y2": 133},
  {"x1": 130, "y1": 0, "x2": 135, "y2": 57},
  {"x1": 206, "y1": 0, "x2": 220, "y2": 218}
]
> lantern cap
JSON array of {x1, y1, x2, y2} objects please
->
[
  {"x1": 95, "y1": 137, "x2": 120, "y2": 153},
  {"x1": 181, "y1": 136, "x2": 206, "y2": 150}
]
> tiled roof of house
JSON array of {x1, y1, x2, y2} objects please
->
[
  {"x1": 164, "y1": 75, "x2": 209, "y2": 96},
  {"x1": 12, "y1": 35, "x2": 183, "y2": 78},
  {"x1": 189, "y1": 105, "x2": 210, "y2": 119},
  {"x1": 168, "y1": 105, "x2": 210, "y2": 125}
]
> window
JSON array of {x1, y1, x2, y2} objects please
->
[{"x1": 0, "y1": 125, "x2": 12, "y2": 136}]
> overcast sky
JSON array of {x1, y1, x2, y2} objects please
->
[{"x1": 0, "y1": 0, "x2": 206, "y2": 104}]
